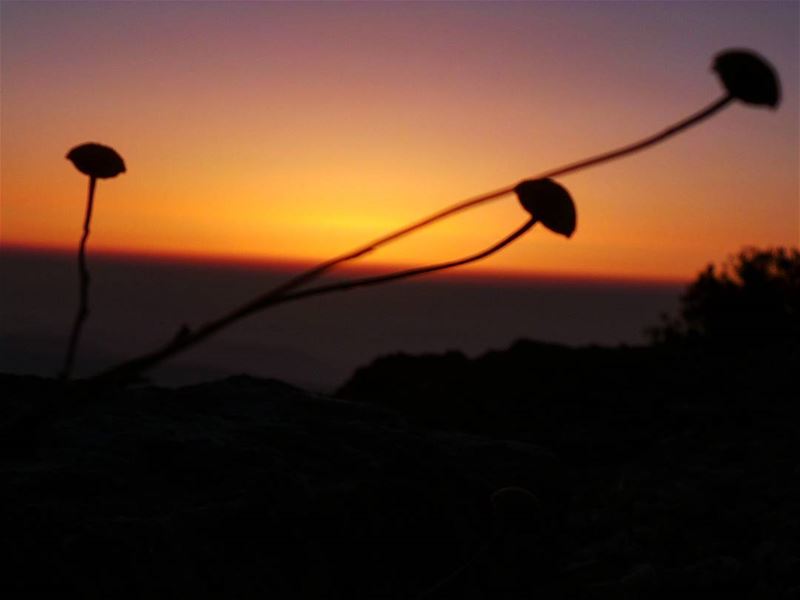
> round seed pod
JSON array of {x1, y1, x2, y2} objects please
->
[
  {"x1": 713, "y1": 49, "x2": 780, "y2": 108},
  {"x1": 514, "y1": 178, "x2": 576, "y2": 238},
  {"x1": 67, "y1": 143, "x2": 126, "y2": 179}
]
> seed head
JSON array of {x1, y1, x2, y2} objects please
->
[
  {"x1": 67, "y1": 143, "x2": 126, "y2": 179},
  {"x1": 515, "y1": 178, "x2": 576, "y2": 238},
  {"x1": 713, "y1": 49, "x2": 780, "y2": 109}
]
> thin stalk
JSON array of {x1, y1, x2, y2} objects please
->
[
  {"x1": 89, "y1": 218, "x2": 536, "y2": 385},
  {"x1": 269, "y1": 93, "x2": 734, "y2": 296},
  {"x1": 89, "y1": 93, "x2": 734, "y2": 386},
  {"x1": 60, "y1": 176, "x2": 97, "y2": 380}
]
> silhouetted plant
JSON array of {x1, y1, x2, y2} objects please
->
[
  {"x1": 263, "y1": 49, "x2": 780, "y2": 298},
  {"x1": 60, "y1": 143, "x2": 126, "y2": 380},
  {"x1": 713, "y1": 49, "x2": 780, "y2": 108},
  {"x1": 514, "y1": 179, "x2": 576, "y2": 237},
  {"x1": 649, "y1": 247, "x2": 799, "y2": 348},
  {"x1": 91, "y1": 179, "x2": 575, "y2": 384},
  {"x1": 90, "y1": 48, "x2": 781, "y2": 386}
]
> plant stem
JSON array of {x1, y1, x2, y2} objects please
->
[
  {"x1": 89, "y1": 94, "x2": 734, "y2": 386},
  {"x1": 541, "y1": 94, "x2": 735, "y2": 177},
  {"x1": 270, "y1": 93, "x2": 734, "y2": 296},
  {"x1": 276, "y1": 217, "x2": 536, "y2": 299},
  {"x1": 60, "y1": 176, "x2": 96, "y2": 380},
  {"x1": 89, "y1": 218, "x2": 536, "y2": 385}
]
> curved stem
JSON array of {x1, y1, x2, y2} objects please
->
[
  {"x1": 60, "y1": 176, "x2": 97, "y2": 380},
  {"x1": 268, "y1": 93, "x2": 734, "y2": 296},
  {"x1": 539, "y1": 93, "x2": 734, "y2": 178},
  {"x1": 277, "y1": 217, "x2": 536, "y2": 299},
  {"x1": 89, "y1": 218, "x2": 536, "y2": 385},
  {"x1": 88, "y1": 94, "x2": 735, "y2": 386},
  {"x1": 261, "y1": 184, "x2": 514, "y2": 300}
]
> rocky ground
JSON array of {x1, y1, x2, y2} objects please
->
[{"x1": 1, "y1": 339, "x2": 799, "y2": 598}]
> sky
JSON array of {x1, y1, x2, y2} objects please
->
[{"x1": 1, "y1": 1, "x2": 798, "y2": 282}]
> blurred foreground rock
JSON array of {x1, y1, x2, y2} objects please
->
[{"x1": 1, "y1": 374, "x2": 557, "y2": 599}]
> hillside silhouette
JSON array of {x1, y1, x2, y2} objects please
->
[{"x1": 339, "y1": 248, "x2": 799, "y2": 439}]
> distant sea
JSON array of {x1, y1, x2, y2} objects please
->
[{"x1": 0, "y1": 248, "x2": 683, "y2": 392}]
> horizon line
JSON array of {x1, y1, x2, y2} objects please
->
[{"x1": 0, "y1": 240, "x2": 689, "y2": 288}]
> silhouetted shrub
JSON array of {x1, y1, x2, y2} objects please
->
[{"x1": 649, "y1": 247, "x2": 799, "y2": 348}]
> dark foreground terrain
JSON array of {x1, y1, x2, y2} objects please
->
[{"x1": 2, "y1": 340, "x2": 799, "y2": 598}]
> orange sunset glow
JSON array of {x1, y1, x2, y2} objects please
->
[{"x1": 1, "y1": 2, "x2": 797, "y2": 282}]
